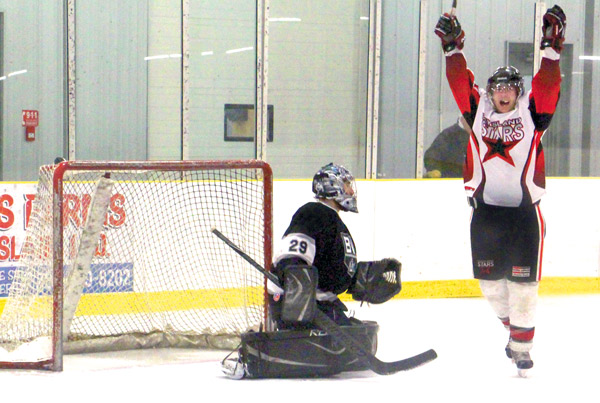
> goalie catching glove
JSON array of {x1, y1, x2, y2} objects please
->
[{"x1": 349, "y1": 258, "x2": 402, "y2": 304}]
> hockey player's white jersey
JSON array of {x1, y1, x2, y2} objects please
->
[
  {"x1": 466, "y1": 91, "x2": 545, "y2": 207},
  {"x1": 445, "y1": 48, "x2": 562, "y2": 207}
]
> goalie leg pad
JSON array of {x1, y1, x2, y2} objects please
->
[
  {"x1": 238, "y1": 321, "x2": 379, "y2": 378},
  {"x1": 281, "y1": 264, "x2": 318, "y2": 325}
]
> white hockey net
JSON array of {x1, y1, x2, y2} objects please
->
[{"x1": 0, "y1": 160, "x2": 272, "y2": 370}]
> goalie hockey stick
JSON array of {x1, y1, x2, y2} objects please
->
[
  {"x1": 451, "y1": 0, "x2": 457, "y2": 17},
  {"x1": 211, "y1": 228, "x2": 438, "y2": 375}
]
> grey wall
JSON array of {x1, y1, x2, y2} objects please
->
[
  {"x1": 0, "y1": 1, "x2": 63, "y2": 181},
  {"x1": 186, "y1": 0, "x2": 257, "y2": 161},
  {"x1": 147, "y1": 0, "x2": 181, "y2": 160},
  {"x1": 266, "y1": 0, "x2": 369, "y2": 178},
  {"x1": 378, "y1": 0, "x2": 421, "y2": 178},
  {"x1": 75, "y1": 1, "x2": 148, "y2": 161},
  {"x1": 1, "y1": 0, "x2": 599, "y2": 181},
  {"x1": 590, "y1": 0, "x2": 600, "y2": 174}
]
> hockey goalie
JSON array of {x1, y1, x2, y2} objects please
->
[{"x1": 221, "y1": 163, "x2": 402, "y2": 379}]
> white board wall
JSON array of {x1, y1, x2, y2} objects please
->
[{"x1": 273, "y1": 178, "x2": 600, "y2": 281}]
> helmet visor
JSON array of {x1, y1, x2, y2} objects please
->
[
  {"x1": 487, "y1": 82, "x2": 520, "y2": 95},
  {"x1": 336, "y1": 175, "x2": 358, "y2": 213}
]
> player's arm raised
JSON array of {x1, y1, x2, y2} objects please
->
[
  {"x1": 435, "y1": 13, "x2": 478, "y2": 129},
  {"x1": 531, "y1": 4, "x2": 565, "y2": 129}
]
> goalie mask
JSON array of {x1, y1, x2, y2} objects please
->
[
  {"x1": 312, "y1": 163, "x2": 358, "y2": 213},
  {"x1": 486, "y1": 66, "x2": 525, "y2": 99}
]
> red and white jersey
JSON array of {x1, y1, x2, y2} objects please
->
[{"x1": 445, "y1": 48, "x2": 562, "y2": 207}]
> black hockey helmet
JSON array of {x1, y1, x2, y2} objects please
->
[
  {"x1": 486, "y1": 66, "x2": 524, "y2": 98},
  {"x1": 312, "y1": 163, "x2": 358, "y2": 213}
]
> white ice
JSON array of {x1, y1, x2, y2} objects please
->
[{"x1": 1, "y1": 295, "x2": 598, "y2": 403}]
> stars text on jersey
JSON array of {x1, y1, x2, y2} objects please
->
[{"x1": 481, "y1": 116, "x2": 524, "y2": 166}]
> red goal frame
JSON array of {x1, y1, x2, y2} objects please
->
[{"x1": 0, "y1": 160, "x2": 272, "y2": 371}]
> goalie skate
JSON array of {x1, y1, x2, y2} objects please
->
[{"x1": 221, "y1": 356, "x2": 246, "y2": 380}]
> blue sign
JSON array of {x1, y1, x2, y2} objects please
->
[
  {"x1": 83, "y1": 263, "x2": 134, "y2": 293},
  {"x1": 0, "y1": 266, "x2": 16, "y2": 298},
  {"x1": 0, "y1": 263, "x2": 134, "y2": 297}
]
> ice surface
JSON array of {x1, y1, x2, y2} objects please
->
[{"x1": 1, "y1": 296, "x2": 598, "y2": 403}]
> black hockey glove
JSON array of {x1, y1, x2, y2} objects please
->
[
  {"x1": 541, "y1": 5, "x2": 566, "y2": 52},
  {"x1": 434, "y1": 13, "x2": 465, "y2": 53},
  {"x1": 349, "y1": 258, "x2": 402, "y2": 304}
]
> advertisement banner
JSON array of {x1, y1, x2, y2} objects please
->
[
  {"x1": 0, "y1": 183, "x2": 133, "y2": 298},
  {"x1": 0, "y1": 183, "x2": 37, "y2": 266}
]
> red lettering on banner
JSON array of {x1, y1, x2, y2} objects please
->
[
  {"x1": 0, "y1": 194, "x2": 15, "y2": 231},
  {"x1": 0, "y1": 236, "x2": 10, "y2": 260},
  {"x1": 69, "y1": 233, "x2": 77, "y2": 260},
  {"x1": 0, "y1": 191, "x2": 127, "y2": 263},
  {"x1": 23, "y1": 194, "x2": 35, "y2": 229},
  {"x1": 108, "y1": 194, "x2": 126, "y2": 227},
  {"x1": 63, "y1": 194, "x2": 82, "y2": 228},
  {"x1": 11, "y1": 236, "x2": 19, "y2": 260},
  {"x1": 81, "y1": 194, "x2": 92, "y2": 227},
  {"x1": 60, "y1": 193, "x2": 127, "y2": 260},
  {"x1": 64, "y1": 193, "x2": 126, "y2": 229},
  {"x1": 34, "y1": 235, "x2": 51, "y2": 260},
  {"x1": 0, "y1": 235, "x2": 20, "y2": 261},
  {"x1": 95, "y1": 233, "x2": 108, "y2": 257}
]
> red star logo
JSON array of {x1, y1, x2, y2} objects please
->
[{"x1": 482, "y1": 137, "x2": 518, "y2": 166}]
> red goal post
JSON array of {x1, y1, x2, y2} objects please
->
[{"x1": 0, "y1": 160, "x2": 273, "y2": 371}]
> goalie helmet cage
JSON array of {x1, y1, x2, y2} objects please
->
[{"x1": 0, "y1": 160, "x2": 273, "y2": 371}]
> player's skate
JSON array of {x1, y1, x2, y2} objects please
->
[{"x1": 510, "y1": 350, "x2": 533, "y2": 378}]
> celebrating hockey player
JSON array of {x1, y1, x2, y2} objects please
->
[
  {"x1": 221, "y1": 163, "x2": 403, "y2": 378},
  {"x1": 435, "y1": 5, "x2": 566, "y2": 377}
]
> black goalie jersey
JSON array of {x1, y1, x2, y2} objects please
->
[{"x1": 273, "y1": 202, "x2": 357, "y2": 296}]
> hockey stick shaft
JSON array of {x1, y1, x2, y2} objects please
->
[
  {"x1": 447, "y1": 0, "x2": 475, "y2": 136},
  {"x1": 211, "y1": 227, "x2": 280, "y2": 285},
  {"x1": 211, "y1": 228, "x2": 437, "y2": 375}
]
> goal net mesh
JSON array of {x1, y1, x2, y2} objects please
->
[{"x1": 0, "y1": 161, "x2": 270, "y2": 365}]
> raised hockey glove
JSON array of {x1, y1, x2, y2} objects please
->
[
  {"x1": 541, "y1": 5, "x2": 566, "y2": 52},
  {"x1": 434, "y1": 13, "x2": 464, "y2": 53},
  {"x1": 349, "y1": 258, "x2": 402, "y2": 304}
]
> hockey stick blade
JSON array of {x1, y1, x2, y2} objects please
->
[
  {"x1": 211, "y1": 228, "x2": 438, "y2": 375},
  {"x1": 311, "y1": 309, "x2": 437, "y2": 374}
]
